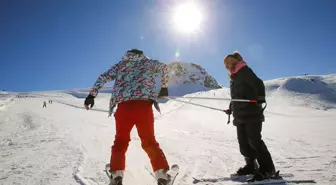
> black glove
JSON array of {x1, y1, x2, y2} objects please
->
[
  {"x1": 224, "y1": 109, "x2": 232, "y2": 115},
  {"x1": 258, "y1": 99, "x2": 266, "y2": 104},
  {"x1": 224, "y1": 109, "x2": 232, "y2": 124},
  {"x1": 84, "y1": 94, "x2": 95, "y2": 110},
  {"x1": 158, "y1": 87, "x2": 168, "y2": 98}
]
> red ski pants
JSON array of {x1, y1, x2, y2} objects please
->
[{"x1": 110, "y1": 100, "x2": 169, "y2": 172}]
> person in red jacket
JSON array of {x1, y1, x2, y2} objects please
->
[{"x1": 84, "y1": 49, "x2": 171, "y2": 185}]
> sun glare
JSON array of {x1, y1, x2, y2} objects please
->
[{"x1": 173, "y1": 3, "x2": 203, "y2": 33}]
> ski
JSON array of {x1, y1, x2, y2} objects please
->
[
  {"x1": 193, "y1": 176, "x2": 315, "y2": 185},
  {"x1": 193, "y1": 173, "x2": 294, "y2": 184},
  {"x1": 231, "y1": 173, "x2": 294, "y2": 180},
  {"x1": 105, "y1": 163, "x2": 179, "y2": 185},
  {"x1": 238, "y1": 179, "x2": 316, "y2": 185},
  {"x1": 166, "y1": 164, "x2": 179, "y2": 185},
  {"x1": 105, "y1": 164, "x2": 122, "y2": 185},
  {"x1": 104, "y1": 164, "x2": 110, "y2": 178},
  {"x1": 147, "y1": 164, "x2": 180, "y2": 185}
]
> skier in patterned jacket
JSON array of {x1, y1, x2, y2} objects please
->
[{"x1": 84, "y1": 49, "x2": 171, "y2": 185}]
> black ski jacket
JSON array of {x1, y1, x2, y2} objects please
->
[{"x1": 229, "y1": 66, "x2": 265, "y2": 125}]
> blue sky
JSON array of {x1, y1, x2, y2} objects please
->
[{"x1": 1, "y1": 0, "x2": 335, "y2": 92}]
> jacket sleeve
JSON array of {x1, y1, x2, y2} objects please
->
[
  {"x1": 150, "y1": 60, "x2": 169, "y2": 88},
  {"x1": 89, "y1": 65, "x2": 117, "y2": 97}
]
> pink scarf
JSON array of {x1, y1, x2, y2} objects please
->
[{"x1": 231, "y1": 61, "x2": 247, "y2": 74}]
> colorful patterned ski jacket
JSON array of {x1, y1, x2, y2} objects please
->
[{"x1": 89, "y1": 51, "x2": 169, "y2": 116}]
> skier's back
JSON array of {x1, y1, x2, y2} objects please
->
[{"x1": 84, "y1": 49, "x2": 170, "y2": 185}]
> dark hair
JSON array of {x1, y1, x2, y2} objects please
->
[{"x1": 128, "y1": 49, "x2": 143, "y2": 55}]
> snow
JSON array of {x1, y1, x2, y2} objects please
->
[
  {"x1": 265, "y1": 75, "x2": 336, "y2": 111},
  {"x1": 166, "y1": 62, "x2": 221, "y2": 89},
  {"x1": 0, "y1": 74, "x2": 336, "y2": 185},
  {"x1": 0, "y1": 96, "x2": 15, "y2": 110}
]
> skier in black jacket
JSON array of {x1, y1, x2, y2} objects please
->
[{"x1": 224, "y1": 51, "x2": 280, "y2": 182}]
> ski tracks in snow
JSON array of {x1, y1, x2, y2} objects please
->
[
  {"x1": 0, "y1": 99, "x2": 91, "y2": 185},
  {"x1": 0, "y1": 97, "x2": 15, "y2": 111},
  {"x1": 25, "y1": 97, "x2": 162, "y2": 185},
  {"x1": 1, "y1": 93, "x2": 335, "y2": 185}
]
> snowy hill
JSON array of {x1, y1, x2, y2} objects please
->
[
  {"x1": 265, "y1": 74, "x2": 336, "y2": 94},
  {"x1": 265, "y1": 74, "x2": 336, "y2": 111},
  {"x1": 0, "y1": 74, "x2": 335, "y2": 185},
  {"x1": 167, "y1": 62, "x2": 221, "y2": 89},
  {"x1": 165, "y1": 62, "x2": 221, "y2": 96}
]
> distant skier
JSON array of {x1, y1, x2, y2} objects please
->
[
  {"x1": 84, "y1": 49, "x2": 170, "y2": 185},
  {"x1": 42, "y1": 101, "x2": 47, "y2": 108},
  {"x1": 223, "y1": 51, "x2": 280, "y2": 182}
]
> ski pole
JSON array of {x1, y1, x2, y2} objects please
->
[
  {"x1": 167, "y1": 96, "x2": 257, "y2": 103},
  {"x1": 161, "y1": 97, "x2": 226, "y2": 112},
  {"x1": 163, "y1": 97, "x2": 234, "y2": 124}
]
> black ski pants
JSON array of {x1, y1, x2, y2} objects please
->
[{"x1": 236, "y1": 122, "x2": 275, "y2": 173}]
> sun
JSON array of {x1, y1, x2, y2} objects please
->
[{"x1": 173, "y1": 3, "x2": 203, "y2": 33}]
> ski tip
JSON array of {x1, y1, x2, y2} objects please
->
[{"x1": 171, "y1": 164, "x2": 179, "y2": 170}]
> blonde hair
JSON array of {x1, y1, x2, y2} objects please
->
[
  {"x1": 224, "y1": 51, "x2": 243, "y2": 66},
  {"x1": 224, "y1": 51, "x2": 244, "y2": 79}
]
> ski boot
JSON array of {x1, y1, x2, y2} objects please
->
[
  {"x1": 247, "y1": 170, "x2": 283, "y2": 183},
  {"x1": 232, "y1": 157, "x2": 258, "y2": 176},
  {"x1": 155, "y1": 169, "x2": 171, "y2": 185},
  {"x1": 109, "y1": 171, "x2": 123, "y2": 185},
  {"x1": 158, "y1": 178, "x2": 169, "y2": 185}
]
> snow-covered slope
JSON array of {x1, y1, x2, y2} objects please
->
[
  {"x1": 0, "y1": 97, "x2": 15, "y2": 110},
  {"x1": 168, "y1": 62, "x2": 221, "y2": 89},
  {"x1": 0, "y1": 74, "x2": 335, "y2": 185},
  {"x1": 265, "y1": 74, "x2": 336, "y2": 111},
  {"x1": 165, "y1": 62, "x2": 221, "y2": 96}
]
